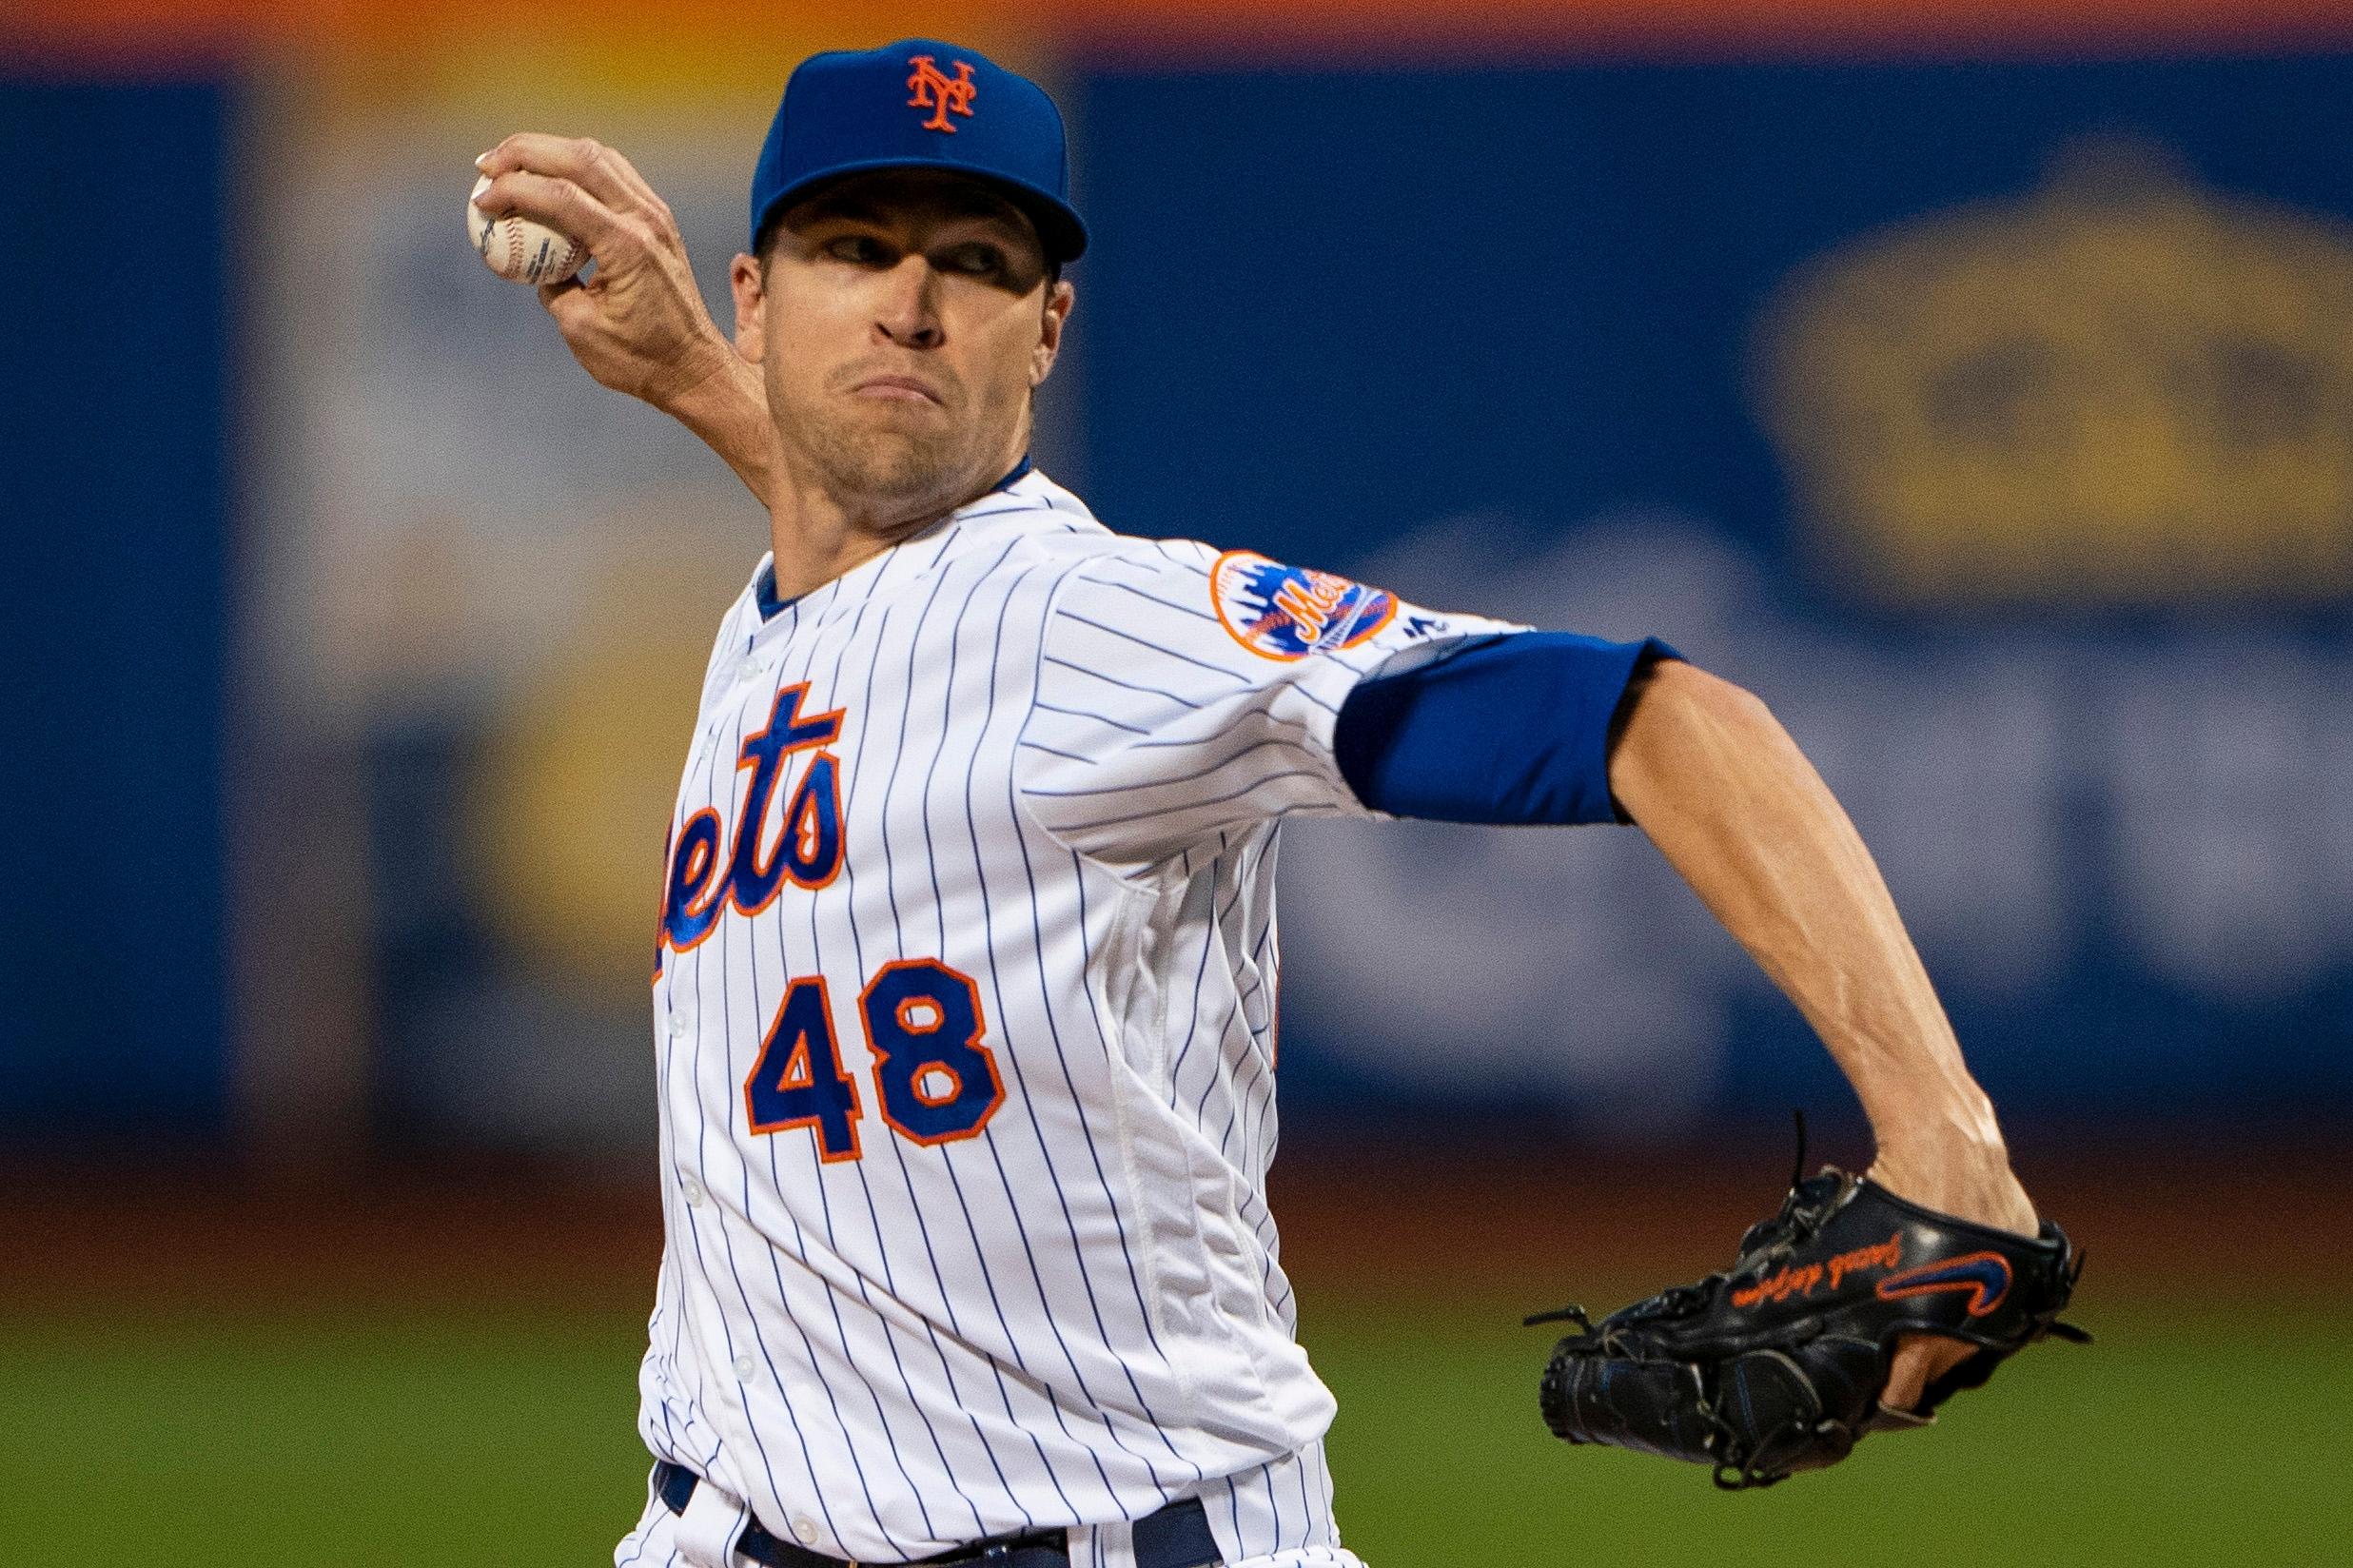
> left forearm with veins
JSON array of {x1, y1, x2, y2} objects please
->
[{"x1": 1605, "y1": 659, "x2": 2012, "y2": 1191}]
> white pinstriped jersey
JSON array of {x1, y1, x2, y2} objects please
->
[{"x1": 634, "y1": 470, "x2": 1517, "y2": 1566}]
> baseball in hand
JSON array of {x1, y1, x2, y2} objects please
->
[{"x1": 467, "y1": 174, "x2": 589, "y2": 285}]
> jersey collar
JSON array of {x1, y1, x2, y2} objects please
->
[{"x1": 755, "y1": 455, "x2": 1036, "y2": 622}]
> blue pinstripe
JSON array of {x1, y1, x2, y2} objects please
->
[
  {"x1": 1090, "y1": 576, "x2": 1224, "y2": 623},
  {"x1": 850, "y1": 562, "x2": 1095, "y2": 1526},
  {"x1": 1049, "y1": 772, "x2": 1329, "y2": 835},
  {"x1": 1055, "y1": 611, "x2": 1252, "y2": 686},
  {"x1": 695, "y1": 660, "x2": 892, "y2": 1552},
  {"x1": 810, "y1": 576, "x2": 1061, "y2": 1530},
  {"x1": 1029, "y1": 698, "x2": 1154, "y2": 735},
  {"x1": 1023, "y1": 587, "x2": 1232, "y2": 1457},
  {"x1": 696, "y1": 700, "x2": 886, "y2": 1554},
  {"x1": 1037, "y1": 653, "x2": 1210, "y2": 712},
  {"x1": 822, "y1": 562, "x2": 987, "y2": 1544},
  {"x1": 973, "y1": 569, "x2": 1197, "y2": 1494},
  {"x1": 1022, "y1": 736, "x2": 1329, "y2": 800},
  {"x1": 959, "y1": 559, "x2": 1141, "y2": 1512}
]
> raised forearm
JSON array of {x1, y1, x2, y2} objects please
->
[
  {"x1": 1607, "y1": 661, "x2": 2030, "y2": 1225},
  {"x1": 660, "y1": 346, "x2": 778, "y2": 510},
  {"x1": 470, "y1": 135, "x2": 779, "y2": 509}
]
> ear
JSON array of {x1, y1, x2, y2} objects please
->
[
  {"x1": 1030, "y1": 278, "x2": 1074, "y2": 387},
  {"x1": 730, "y1": 251, "x2": 768, "y2": 363}
]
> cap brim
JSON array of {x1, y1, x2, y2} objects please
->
[{"x1": 752, "y1": 157, "x2": 1088, "y2": 265}]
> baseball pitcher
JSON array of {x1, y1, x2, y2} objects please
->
[{"x1": 470, "y1": 38, "x2": 2078, "y2": 1568}]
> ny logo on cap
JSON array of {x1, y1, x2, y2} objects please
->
[{"x1": 906, "y1": 54, "x2": 977, "y2": 133}]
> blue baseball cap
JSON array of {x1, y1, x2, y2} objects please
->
[{"x1": 750, "y1": 39, "x2": 1088, "y2": 265}]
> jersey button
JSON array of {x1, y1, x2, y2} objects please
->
[
  {"x1": 678, "y1": 1173, "x2": 706, "y2": 1207},
  {"x1": 791, "y1": 1517, "x2": 819, "y2": 1545},
  {"x1": 736, "y1": 657, "x2": 762, "y2": 683},
  {"x1": 732, "y1": 1353, "x2": 755, "y2": 1380},
  {"x1": 666, "y1": 1012, "x2": 691, "y2": 1042}
]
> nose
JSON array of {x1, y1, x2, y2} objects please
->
[{"x1": 873, "y1": 255, "x2": 943, "y2": 350}]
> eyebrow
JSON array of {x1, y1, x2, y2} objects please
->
[{"x1": 794, "y1": 189, "x2": 1028, "y2": 234}]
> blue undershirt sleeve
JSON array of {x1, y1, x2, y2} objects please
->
[{"x1": 1332, "y1": 631, "x2": 1681, "y2": 826}]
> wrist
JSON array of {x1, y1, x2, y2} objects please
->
[
  {"x1": 1864, "y1": 1069, "x2": 2002, "y2": 1162},
  {"x1": 1865, "y1": 1106, "x2": 2036, "y2": 1238},
  {"x1": 1869, "y1": 1088, "x2": 2007, "y2": 1169},
  {"x1": 674, "y1": 350, "x2": 775, "y2": 508},
  {"x1": 645, "y1": 332, "x2": 756, "y2": 421},
  {"x1": 1869, "y1": 1131, "x2": 2006, "y2": 1191}
]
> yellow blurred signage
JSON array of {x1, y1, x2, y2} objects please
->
[{"x1": 1758, "y1": 138, "x2": 2353, "y2": 606}]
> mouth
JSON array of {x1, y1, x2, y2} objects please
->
[{"x1": 847, "y1": 374, "x2": 945, "y2": 407}]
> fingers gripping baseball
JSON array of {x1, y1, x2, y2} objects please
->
[{"x1": 473, "y1": 135, "x2": 739, "y2": 409}]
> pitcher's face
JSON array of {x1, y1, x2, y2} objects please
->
[{"x1": 741, "y1": 168, "x2": 1070, "y2": 519}]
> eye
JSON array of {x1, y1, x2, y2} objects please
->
[
  {"x1": 823, "y1": 234, "x2": 891, "y2": 266},
  {"x1": 941, "y1": 242, "x2": 1005, "y2": 278}
]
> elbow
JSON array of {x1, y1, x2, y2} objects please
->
[
  {"x1": 1621, "y1": 657, "x2": 1775, "y2": 738},
  {"x1": 1607, "y1": 658, "x2": 1783, "y2": 819}
]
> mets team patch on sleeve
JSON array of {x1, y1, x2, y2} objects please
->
[{"x1": 1210, "y1": 551, "x2": 1398, "y2": 660}]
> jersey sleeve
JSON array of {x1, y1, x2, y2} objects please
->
[
  {"x1": 1332, "y1": 630, "x2": 1679, "y2": 826},
  {"x1": 1013, "y1": 541, "x2": 1523, "y2": 871}
]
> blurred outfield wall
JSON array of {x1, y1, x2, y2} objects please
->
[
  {"x1": 1076, "y1": 56, "x2": 2353, "y2": 1136},
  {"x1": 5, "y1": 2, "x2": 2352, "y2": 1157},
  {"x1": 0, "y1": 75, "x2": 234, "y2": 1138}
]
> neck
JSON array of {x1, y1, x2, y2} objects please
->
[{"x1": 763, "y1": 432, "x2": 1031, "y2": 604}]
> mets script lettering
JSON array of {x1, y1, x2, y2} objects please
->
[{"x1": 654, "y1": 684, "x2": 846, "y2": 975}]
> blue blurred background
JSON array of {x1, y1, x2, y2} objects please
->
[
  {"x1": 4, "y1": 6, "x2": 2349, "y2": 1562},
  {"x1": 9, "y1": 27, "x2": 2351, "y2": 1153}
]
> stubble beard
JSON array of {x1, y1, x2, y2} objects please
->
[
  {"x1": 779, "y1": 388, "x2": 988, "y2": 522},
  {"x1": 806, "y1": 419, "x2": 960, "y2": 506}
]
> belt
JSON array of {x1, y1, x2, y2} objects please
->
[{"x1": 653, "y1": 1461, "x2": 1222, "y2": 1568}]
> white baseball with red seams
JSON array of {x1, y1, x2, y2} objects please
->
[{"x1": 466, "y1": 172, "x2": 588, "y2": 284}]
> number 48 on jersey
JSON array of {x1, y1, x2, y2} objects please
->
[{"x1": 741, "y1": 959, "x2": 1005, "y2": 1161}]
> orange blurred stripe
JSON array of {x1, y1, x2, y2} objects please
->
[
  {"x1": 9, "y1": 0, "x2": 2353, "y2": 62},
  {"x1": 1060, "y1": 0, "x2": 2353, "y2": 58},
  {"x1": 0, "y1": 0, "x2": 1005, "y2": 64}
]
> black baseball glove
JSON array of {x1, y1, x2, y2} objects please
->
[{"x1": 1529, "y1": 1130, "x2": 2086, "y2": 1489}]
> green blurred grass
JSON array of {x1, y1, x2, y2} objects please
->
[
  {"x1": 2, "y1": 1298, "x2": 2343, "y2": 1565},
  {"x1": 1317, "y1": 1297, "x2": 2350, "y2": 1564}
]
